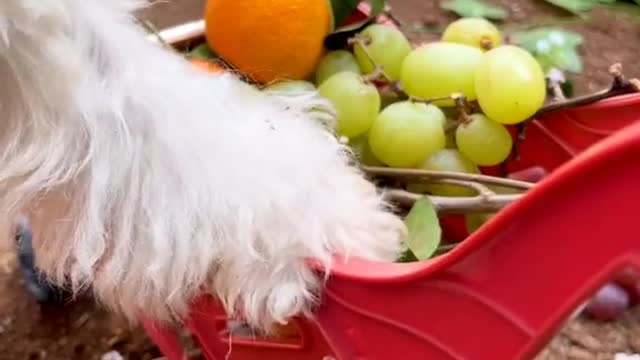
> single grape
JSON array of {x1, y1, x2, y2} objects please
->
[
  {"x1": 317, "y1": 72, "x2": 380, "y2": 138},
  {"x1": 399, "y1": 42, "x2": 484, "y2": 107},
  {"x1": 442, "y1": 17, "x2": 502, "y2": 51},
  {"x1": 456, "y1": 113, "x2": 513, "y2": 166},
  {"x1": 353, "y1": 24, "x2": 412, "y2": 81},
  {"x1": 368, "y1": 101, "x2": 446, "y2": 168},
  {"x1": 583, "y1": 282, "x2": 630, "y2": 321},
  {"x1": 475, "y1": 45, "x2": 547, "y2": 125},
  {"x1": 348, "y1": 134, "x2": 384, "y2": 166},
  {"x1": 407, "y1": 149, "x2": 479, "y2": 196},
  {"x1": 315, "y1": 50, "x2": 362, "y2": 85},
  {"x1": 264, "y1": 80, "x2": 316, "y2": 93}
]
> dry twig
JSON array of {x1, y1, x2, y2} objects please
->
[{"x1": 363, "y1": 166, "x2": 535, "y2": 190}]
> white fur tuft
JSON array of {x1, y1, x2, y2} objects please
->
[{"x1": 0, "y1": 0, "x2": 406, "y2": 332}]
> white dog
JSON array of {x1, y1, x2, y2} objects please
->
[{"x1": 0, "y1": 0, "x2": 406, "y2": 333}]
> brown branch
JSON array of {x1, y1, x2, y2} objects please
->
[
  {"x1": 434, "y1": 179, "x2": 495, "y2": 198},
  {"x1": 363, "y1": 166, "x2": 535, "y2": 190},
  {"x1": 535, "y1": 63, "x2": 640, "y2": 118},
  {"x1": 547, "y1": 68, "x2": 567, "y2": 101},
  {"x1": 385, "y1": 189, "x2": 523, "y2": 214}
]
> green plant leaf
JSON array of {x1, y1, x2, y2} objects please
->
[
  {"x1": 329, "y1": 0, "x2": 362, "y2": 30},
  {"x1": 325, "y1": 0, "x2": 387, "y2": 50},
  {"x1": 329, "y1": 0, "x2": 387, "y2": 31},
  {"x1": 542, "y1": 0, "x2": 597, "y2": 14},
  {"x1": 403, "y1": 196, "x2": 442, "y2": 261},
  {"x1": 440, "y1": 0, "x2": 509, "y2": 20},
  {"x1": 511, "y1": 28, "x2": 584, "y2": 73},
  {"x1": 189, "y1": 43, "x2": 218, "y2": 60}
]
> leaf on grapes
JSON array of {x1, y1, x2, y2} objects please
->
[
  {"x1": 403, "y1": 196, "x2": 442, "y2": 261},
  {"x1": 329, "y1": 0, "x2": 362, "y2": 30},
  {"x1": 440, "y1": 0, "x2": 508, "y2": 20},
  {"x1": 325, "y1": 0, "x2": 387, "y2": 49},
  {"x1": 189, "y1": 43, "x2": 218, "y2": 60},
  {"x1": 511, "y1": 28, "x2": 584, "y2": 73},
  {"x1": 542, "y1": 0, "x2": 597, "y2": 14}
]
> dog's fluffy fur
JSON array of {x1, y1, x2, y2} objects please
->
[{"x1": 0, "y1": 0, "x2": 406, "y2": 332}]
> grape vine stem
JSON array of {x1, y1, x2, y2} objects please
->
[
  {"x1": 535, "y1": 63, "x2": 640, "y2": 117},
  {"x1": 348, "y1": 36, "x2": 394, "y2": 83},
  {"x1": 363, "y1": 166, "x2": 535, "y2": 190},
  {"x1": 385, "y1": 189, "x2": 523, "y2": 214}
]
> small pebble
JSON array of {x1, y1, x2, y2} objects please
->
[
  {"x1": 101, "y1": 351, "x2": 124, "y2": 360},
  {"x1": 615, "y1": 354, "x2": 640, "y2": 360}
]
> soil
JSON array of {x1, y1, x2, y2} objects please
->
[{"x1": 1, "y1": 1, "x2": 639, "y2": 359}]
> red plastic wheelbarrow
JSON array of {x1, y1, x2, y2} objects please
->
[{"x1": 142, "y1": 5, "x2": 640, "y2": 360}]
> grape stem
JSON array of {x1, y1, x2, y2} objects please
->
[
  {"x1": 363, "y1": 166, "x2": 535, "y2": 190},
  {"x1": 437, "y1": 179, "x2": 495, "y2": 198},
  {"x1": 385, "y1": 188, "x2": 523, "y2": 214},
  {"x1": 535, "y1": 63, "x2": 640, "y2": 118},
  {"x1": 348, "y1": 36, "x2": 394, "y2": 83}
]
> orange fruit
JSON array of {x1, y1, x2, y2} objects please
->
[
  {"x1": 204, "y1": 0, "x2": 332, "y2": 84},
  {"x1": 189, "y1": 57, "x2": 225, "y2": 73}
]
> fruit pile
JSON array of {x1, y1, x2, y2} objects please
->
[
  {"x1": 182, "y1": 2, "x2": 561, "y2": 259},
  {"x1": 177, "y1": 0, "x2": 640, "y2": 321}
]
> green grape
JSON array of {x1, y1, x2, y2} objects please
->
[
  {"x1": 455, "y1": 113, "x2": 513, "y2": 166},
  {"x1": 317, "y1": 72, "x2": 380, "y2": 138},
  {"x1": 442, "y1": 17, "x2": 502, "y2": 51},
  {"x1": 465, "y1": 212, "x2": 494, "y2": 233},
  {"x1": 475, "y1": 45, "x2": 547, "y2": 125},
  {"x1": 368, "y1": 101, "x2": 446, "y2": 168},
  {"x1": 315, "y1": 50, "x2": 362, "y2": 85},
  {"x1": 399, "y1": 42, "x2": 484, "y2": 107},
  {"x1": 348, "y1": 134, "x2": 384, "y2": 166},
  {"x1": 264, "y1": 80, "x2": 316, "y2": 93},
  {"x1": 353, "y1": 24, "x2": 412, "y2": 81},
  {"x1": 407, "y1": 149, "x2": 480, "y2": 196}
]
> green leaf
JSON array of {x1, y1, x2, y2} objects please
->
[
  {"x1": 189, "y1": 43, "x2": 218, "y2": 60},
  {"x1": 511, "y1": 28, "x2": 584, "y2": 73},
  {"x1": 325, "y1": 0, "x2": 387, "y2": 50},
  {"x1": 549, "y1": 46, "x2": 583, "y2": 73},
  {"x1": 542, "y1": 0, "x2": 597, "y2": 14},
  {"x1": 329, "y1": 0, "x2": 387, "y2": 31},
  {"x1": 402, "y1": 196, "x2": 442, "y2": 261},
  {"x1": 440, "y1": 0, "x2": 509, "y2": 20},
  {"x1": 329, "y1": 0, "x2": 362, "y2": 30}
]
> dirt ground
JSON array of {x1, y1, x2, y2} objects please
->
[{"x1": 1, "y1": 0, "x2": 640, "y2": 359}]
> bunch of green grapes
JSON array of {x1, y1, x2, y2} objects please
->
[{"x1": 265, "y1": 18, "x2": 547, "y2": 229}]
